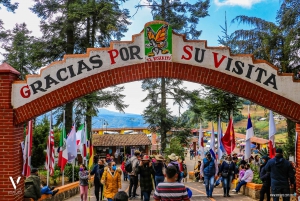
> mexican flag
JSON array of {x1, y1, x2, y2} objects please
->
[{"x1": 58, "y1": 126, "x2": 68, "y2": 171}]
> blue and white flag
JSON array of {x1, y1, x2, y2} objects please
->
[
  {"x1": 217, "y1": 116, "x2": 225, "y2": 161},
  {"x1": 209, "y1": 122, "x2": 216, "y2": 159},
  {"x1": 245, "y1": 112, "x2": 254, "y2": 160}
]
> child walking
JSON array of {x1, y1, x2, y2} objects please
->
[{"x1": 79, "y1": 164, "x2": 89, "y2": 201}]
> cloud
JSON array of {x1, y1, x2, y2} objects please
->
[{"x1": 214, "y1": 0, "x2": 264, "y2": 8}]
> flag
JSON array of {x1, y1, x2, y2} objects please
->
[
  {"x1": 22, "y1": 120, "x2": 33, "y2": 177},
  {"x1": 88, "y1": 142, "x2": 94, "y2": 169},
  {"x1": 198, "y1": 123, "x2": 204, "y2": 159},
  {"x1": 76, "y1": 124, "x2": 84, "y2": 148},
  {"x1": 221, "y1": 117, "x2": 235, "y2": 155},
  {"x1": 269, "y1": 110, "x2": 276, "y2": 158},
  {"x1": 209, "y1": 122, "x2": 216, "y2": 159},
  {"x1": 45, "y1": 126, "x2": 55, "y2": 176},
  {"x1": 60, "y1": 128, "x2": 68, "y2": 171},
  {"x1": 245, "y1": 113, "x2": 254, "y2": 160},
  {"x1": 217, "y1": 116, "x2": 225, "y2": 160},
  {"x1": 80, "y1": 123, "x2": 87, "y2": 161},
  {"x1": 67, "y1": 123, "x2": 77, "y2": 162},
  {"x1": 57, "y1": 125, "x2": 66, "y2": 167}
]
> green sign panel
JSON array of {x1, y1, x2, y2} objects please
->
[{"x1": 144, "y1": 23, "x2": 172, "y2": 62}]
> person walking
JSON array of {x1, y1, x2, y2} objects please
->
[
  {"x1": 101, "y1": 162, "x2": 122, "y2": 201},
  {"x1": 219, "y1": 155, "x2": 236, "y2": 197},
  {"x1": 200, "y1": 152, "x2": 218, "y2": 198},
  {"x1": 121, "y1": 158, "x2": 128, "y2": 181},
  {"x1": 190, "y1": 149, "x2": 194, "y2": 160},
  {"x1": 167, "y1": 153, "x2": 182, "y2": 182},
  {"x1": 135, "y1": 155, "x2": 155, "y2": 201},
  {"x1": 194, "y1": 160, "x2": 201, "y2": 182},
  {"x1": 232, "y1": 163, "x2": 253, "y2": 194},
  {"x1": 90, "y1": 159, "x2": 105, "y2": 201},
  {"x1": 264, "y1": 148, "x2": 295, "y2": 201},
  {"x1": 79, "y1": 164, "x2": 90, "y2": 201},
  {"x1": 128, "y1": 150, "x2": 141, "y2": 199},
  {"x1": 153, "y1": 155, "x2": 165, "y2": 187},
  {"x1": 259, "y1": 156, "x2": 271, "y2": 201},
  {"x1": 153, "y1": 165, "x2": 190, "y2": 201}
]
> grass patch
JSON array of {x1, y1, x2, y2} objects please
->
[{"x1": 254, "y1": 121, "x2": 269, "y2": 129}]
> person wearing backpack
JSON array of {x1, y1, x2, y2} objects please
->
[
  {"x1": 90, "y1": 159, "x2": 105, "y2": 201},
  {"x1": 167, "y1": 153, "x2": 182, "y2": 182},
  {"x1": 127, "y1": 150, "x2": 141, "y2": 199},
  {"x1": 24, "y1": 168, "x2": 41, "y2": 201},
  {"x1": 200, "y1": 152, "x2": 218, "y2": 198}
]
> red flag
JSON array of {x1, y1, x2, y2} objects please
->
[
  {"x1": 221, "y1": 117, "x2": 235, "y2": 155},
  {"x1": 22, "y1": 120, "x2": 33, "y2": 177}
]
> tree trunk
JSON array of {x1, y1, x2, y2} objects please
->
[
  {"x1": 161, "y1": 77, "x2": 167, "y2": 153},
  {"x1": 86, "y1": 103, "x2": 92, "y2": 143},
  {"x1": 65, "y1": 0, "x2": 75, "y2": 131}
]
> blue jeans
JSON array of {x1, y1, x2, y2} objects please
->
[
  {"x1": 215, "y1": 176, "x2": 223, "y2": 186},
  {"x1": 222, "y1": 175, "x2": 233, "y2": 190},
  {"x1": 155, "y1": 175, "x2": 165, "y2": 187},
  {"x1": 141, "y1": 191, "x2": 151, "y2": 201},
  {"x1": 204, "y1": 175, "x2": 215, "y2": 197},
  {"x1": 107, "y1": 199, "x2": 113, "y2": 201},
  {"x1": 235, "y1": 180, "x2": 247, "y2": 192},
  {"x1": 41, "y1": 186, "x2": 52, "y2": 194}
]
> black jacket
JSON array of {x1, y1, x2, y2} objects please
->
[
  {"x1": 91, "y1": 164, "x2": 104, "y2": 184},
  {"x1": 259, "y1": 164, "x2": 270, "y2": 185},
  {"x1": 264, "y1": 155, "x2": 295, "y2": 188},
  {"x1": 219, "y1": 161, "x2": 236, "y2": 176}
]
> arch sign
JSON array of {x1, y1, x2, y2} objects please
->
[{"x1": 11, "y1": 21, "x2": 300, "y2": 121}]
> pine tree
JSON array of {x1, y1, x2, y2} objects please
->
[{"x1": 137, "y1": 0, "x2": 210, "y2": 153}]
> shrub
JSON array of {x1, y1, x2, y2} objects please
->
[
  {"x1": 64, "y1": 163, "x2": 80, "y2": 181},
  {"x1": 250, "y1": 164, "x2": 262, "y2": 184}
]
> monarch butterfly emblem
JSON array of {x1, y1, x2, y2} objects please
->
[
  {"x1": 145, "y1": 24, "x2": 170, "y2": 57},
  {"x1": 144, "y1": 23, "x2": 172, "y2": 62}
]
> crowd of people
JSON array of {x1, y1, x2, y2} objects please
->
[
  {"x1": 24, "y1": 147, "x2": 296, "y2": 201},
  {"x1": 88, "y1": 150, "x2": 190, "y2": 201},
  {"x1": 193, "y1": 148, "x2": 295, "y2": 201}
]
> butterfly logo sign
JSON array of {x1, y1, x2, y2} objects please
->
[{"x1": 145, "y1": 23, "x2": 172, "y2": 62}]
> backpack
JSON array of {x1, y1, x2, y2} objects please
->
[
  {"x1": 170, "y1": 162, "x2": 181, "y2": 181},
  {"x1": 125, "y1": 159, "x2": 132, "y2": 173},
  {"x1": 183, "y1": 163, "x2": 188, "y2": 178}
]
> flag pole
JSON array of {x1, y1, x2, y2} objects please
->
[
  {"x1": 47, "y1": 111, "x2": 52, "y2": 186},
  {"x1": 62, "y1": 110, "x2": 65, "y2": 186}
]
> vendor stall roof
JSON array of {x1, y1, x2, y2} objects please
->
[{"x1": 93, "y1": 134, "x2": 152, "y2": 147}]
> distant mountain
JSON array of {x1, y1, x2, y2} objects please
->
[
  {"x1": 35, "y1": 108, "x2": 148, "y2": 128},
  {"x1": 92, "y1": 108, "x2": 148, "y2": 128}
]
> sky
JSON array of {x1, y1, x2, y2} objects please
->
[{"x1": 0, "y1": 0, "x2": 281, "y2": 115}]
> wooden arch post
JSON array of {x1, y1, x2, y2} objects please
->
[{"x1": 0, "y1": 63, "x2": 24, "y2": 200}]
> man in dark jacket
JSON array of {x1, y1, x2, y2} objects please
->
[
  {"x1": 200, "y1": 152, "x2": 218, "y2": 198},
  {"x1": 264, "y1": 148, "x2": 295, "y2": 201},
  {"x1": 24, "y1": 168, "x2": 41, "y2": 201},
  {"x1": 259, "y1": 156, "x2": 271, "y2": 201},
  {"x1": 136, "y1": 155, "x2": 155, "y2": 201},
  {"x1": 90, "y1": 159, "x2": 105, "y2": 201}
]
